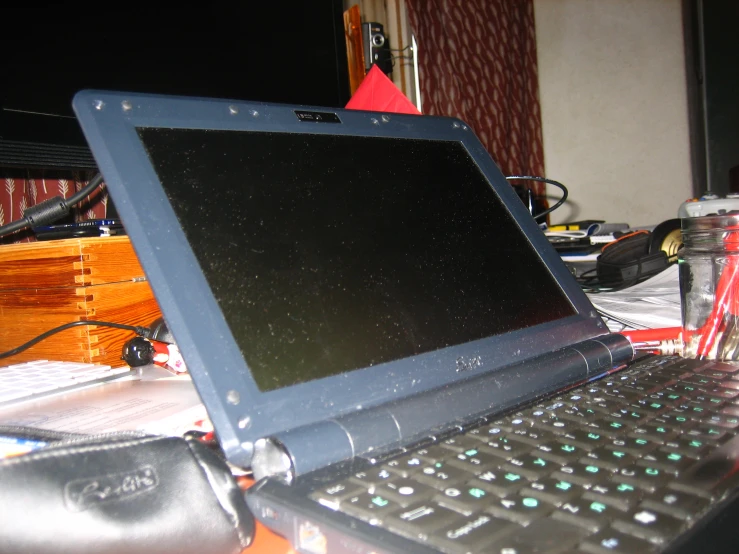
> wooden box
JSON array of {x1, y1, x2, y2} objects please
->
[{"x1": 0, "y1": 236, "x2": 162, "y2": 367}]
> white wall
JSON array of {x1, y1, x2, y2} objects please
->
[{"x1": 534, "y1": 0, "x2": 693, "y2": 226}]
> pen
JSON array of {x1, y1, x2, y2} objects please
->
[{"x1": 547, "y1": 220, "x2": 604, "y2": 232}]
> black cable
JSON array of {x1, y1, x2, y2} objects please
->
[
  {"x1": 0, "y1": 320, "x2": 153, "y2": 360},
  {"x1": 66, "y1": 173, "x2": 105, "y2": 207},
  {"x1": 505, "y1": 176, "x2": 568, "y2": 222},
  {"x1": 0, "y1": 173, "x2": 105, "y2": 239}
]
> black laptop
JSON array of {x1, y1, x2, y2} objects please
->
[{"x1": 74, "y1": 90, "x2": 739, "y2": 554}]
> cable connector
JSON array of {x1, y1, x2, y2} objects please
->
[
  {"x1": 0, "y1": 173, "x2": 105, "y2": 240},
  {"x1": 23, "y1": 197, "x2": 71, "y2": 227},
  {"x1": 133, "y1": 326, "x2": 156, "y2": 340},
  {"x1": 621, "y1": 327, "x2": 683, "y2": 356},
  {"x1": 632, "y1": 339, "x2": 683, "y2": 356}
]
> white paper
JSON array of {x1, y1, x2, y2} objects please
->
[
  {"x1": 587, "y1": 264, "x2": 682, "y2": 332},
  {"x1": 0, "y1": 379, "x2": 208, "y2": 436}
]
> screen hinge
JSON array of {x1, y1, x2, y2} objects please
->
[{"x1": 251, "y1": 333, "x2": 633, "y2": 480}]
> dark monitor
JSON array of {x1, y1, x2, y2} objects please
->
[{"x1": 1, "y1": 2, "x2": 350, "y2": 170}]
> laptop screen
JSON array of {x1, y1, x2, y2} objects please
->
[{"x1": 137, "y1": 127, "x2": 576, "y2": 392}]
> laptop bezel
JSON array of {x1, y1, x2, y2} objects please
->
[{"x1": 73, "y1": 90, "x2": 608, "y2": 467}]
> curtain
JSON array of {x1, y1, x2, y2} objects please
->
[
  {"x1": 405, "y1": 0, "x2": 546, "y2": 198},
  {"x1": 0, "y1": 169, "x2": 108, "y2": 244}
]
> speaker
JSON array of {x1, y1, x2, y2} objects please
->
[
  {"x1": 595, "y1": 219, "x2": 682, "y2": 287},
  {"x1": 363, "y1": 22, "x2": 392, "y2": 75}
]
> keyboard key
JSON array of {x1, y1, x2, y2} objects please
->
[
  {"x1": 507, "y1": 427, "x2": 558, "y2": 446},
  {"x1": 699, "y1": 413, "x2": 739, "y2": 429},
  {"x1": 534, "y1": 417, "x2": 578, "y2": 434},
  {"x1": 341, "y1": 492, "x2": 402, "y2": 524},
  {"x1": 493, "y1": 414, "x2": 536, "y2": 431},
  {"x1": 552, "y1": 461, "x2": 612, "y2": 486},
  {"x1": 384, "y1": 453, "x2": 425, "y2": 477},
  {"x1": 583, "y1": 480, "x2": 644, "y2": 511},
  {"x1": 372, "y1": 478, "x2": 436, "y2": 507},
  {"x1": 349, "y1": 467, "x2": 395, "y2": 487},
  {"x1": 708, "y1": 361, "x2": 739, "y2": 374},
  {"x1": 658, "y1": 437, "x2": 708, "y2": 458},
  {"x1": 520, "y1": 477, "x2": 581, "y2": 505},
  {"x1": 485, "y1": 494, "x2": 555, "y2": 525},
  {"x1": 560, "y1": 428, "x2": 611, "y2": 450},
  {"x1": 589, "y1": 417, "x2": 638, "y2": 435},
  {"x1": 385, "y1": 502, "x2": 465, "y2": 540},
  {"x1": 446, "y1": 446, "x2": 501, "y2": 472},
  {"x1": 551, "y1": 496, "x2": 615, "y2": 531},
  {"x1": 697, "y1": 368, "x2": 732, "y2": 379},
  {"x1": 682, "y1": 423, "x2": 729, "y2": 442},
  {"x1": 481, "y1": 436, "x2": 532, "y2": 459},
  {"x1": 697, "y1": 386, "x2": 739, "y2": 399},
  {"x1": 630, "y1": 398, "x2": 670, "y2": 415},
  {"x1": 488, "y1": 518, "x2": 590, "y2": 554},
  {"x1": 628, "y1": 423, "x2": 678, "y2": 443},
  {"x1": 721, "y1": 404, "x2": 739, "y2": 416},
  {"x1": 615, "y1": 465, "x2": 668, "y2": 493},
  {"x1": 470, "y1": 468, "x2": 530, "y2": 497},
  {"x1": 582, "y1": 446, "x2": 637, "y2": 470},
  {"x1": 309, "y1": 482, "x2": 365, "y2": 510},
  {"x1": 431, "y1": 512, "x2": 515, "y2": 554},
  {"x1": 414, "y1": 461, "x2": 470, "y2": 490},
  {"x1": 613, "y1": 507, "x2": 685, "y2": 544},
  {"x1": 439, "y1": 435, "x2": 484, "y2": 453},
  {"x1": 640, "y1": 489, "x2": 710, "y2": 520},
  {"x1": 716, "y1": 379, "x2": 739, "y2": 390},
  {"x1": 536, "y1": 440, "x2": 585, "y2": 464},
  {"x1": 500, "y1": 453, "x2": 557, "y2": 480},
  {"x1": 580, "y1": 527, "x2": 659, "y2": 553},
  {"x1": 635, "y1": 451, "x2": 692, "y2": 474},
  {"x1": 605, "y1": 436, "x2": 657, "y2": 456},
  {"x1": 435, "y1": 483, "x2": 495, "y2": 515},
  {"x1": 668, "y1": 433, "x2": 739, "y2": 497},
  {"x1": 668, "y1": 358, "x2": 713, "y2": 372}
]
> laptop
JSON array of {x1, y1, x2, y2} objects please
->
[{"x1": 73, "y1": 90, "x2": 739, "y2": 554}]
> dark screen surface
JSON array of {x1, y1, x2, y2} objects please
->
[{"x1": 137, "y1": 128, "x2": 576, "y2": 391}]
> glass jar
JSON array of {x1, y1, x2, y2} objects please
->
[{"x1": 680, "y1": 214, "x2": 739, "y2": 360}]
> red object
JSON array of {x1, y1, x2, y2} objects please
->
[
  {"x1": 695, "y1": 224, "x2": 739, "y2": 357},
  {"x1": 345, "y1": 65, "x2": 421, "y2": 115},
  {"x1": 621, "y1": 327, "x2": 683, "y2": 343}
]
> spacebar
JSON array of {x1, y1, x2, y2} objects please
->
[{"x1": 672, "y1": 434, "x2": 739, "y2": 497}]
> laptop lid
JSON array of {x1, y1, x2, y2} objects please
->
[{"x1": 73, "y1": 91, "x2": 610, "y2": 469}]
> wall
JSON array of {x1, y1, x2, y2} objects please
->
[{"x1": 534, "y1": 0, "x2": 692, "y2": 226}]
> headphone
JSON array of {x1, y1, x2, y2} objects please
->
[{"x1": 595, "y1": 219, "x2": 682, "y2": 288}]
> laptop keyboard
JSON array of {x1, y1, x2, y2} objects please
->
[{"x1": 309, "y1": 356, "x2": 739, "y2": 553}]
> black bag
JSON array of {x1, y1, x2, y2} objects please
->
[{"x1": 0, "y1": 426, "x2": 254, "y2": 554}]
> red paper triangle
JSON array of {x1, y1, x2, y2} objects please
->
[{"x1": 345, "y1": 65, "x2": 421, "y2": 115}]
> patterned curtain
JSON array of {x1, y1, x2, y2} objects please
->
[
  {"x1": 405, "y1": 0, "x2": 546, "y2": 198},
  {"x1": 0, "y1": 169, "x2": 108, "y2": 244}
]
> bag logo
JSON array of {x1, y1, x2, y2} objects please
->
[{"x1": 64, "y1": 465, "x2": 158, "y2": 511}]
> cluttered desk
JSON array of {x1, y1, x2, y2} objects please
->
[{"x1": 1, "y1": 90, "x2": 739, "y2": 554}]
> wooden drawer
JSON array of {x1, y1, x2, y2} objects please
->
[{"x1": 0, "y1": 236, "x2": 162, "y2": 367}]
